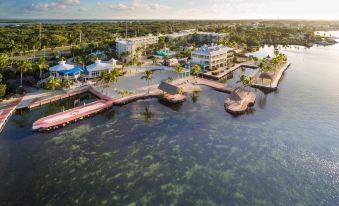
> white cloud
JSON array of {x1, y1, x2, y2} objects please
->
[
  {"x1": 28, "y1": 0, "x2": 81, "y2": 12},
  {"x1": 78, "y1": 7, "x2": 87, "y2": 12},
  {"x1": 106, "y1": 0, "x2": 169, "y2": 12}
]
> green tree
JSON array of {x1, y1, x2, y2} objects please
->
[
  {"x1": 175, "y1": 65, "x2": 185, "y2": 79},
  {"x1": 36, "y1": 57, "x2": 49, "y2": 79},
  {"x1": 62, "y1": 79, "x2": 73, "y2": 89},
  {"x1": 74, "y1": 56, "x2": 84, "y2": 68},
  {"x1": 191, "y1": 65, "x2": 201, "y2": 82},
  {"x1": 0, "y1": 73, "x2": 6, "y2": 98},
  {"x1": 46, "y1": 77, "x2": 61, "y2": 91},
  {"x1": 240, "y1": 74, "x2": 255, "y2": 89},
  {"x1": 16, "y1": 60, "x2": 32, "y2": 87},
  {"x1": 140, "y1": 69, "x2": 154, "y2": 94},
  {"x1": 0, "y1": 53, "x2": 9, "y2": 70}
]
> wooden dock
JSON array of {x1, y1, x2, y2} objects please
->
[
  {"x1": 32, "y1": 99, "x2": 113, "y2": 131},
  {"x1": 252, "y1": 63, "x2": 291, "y2": 91},
  {"x1": 0, "y1": 97, "x2": 23, "y2": 133},
  {"x1": 224, "y1": 88, "x2": 256, "y2": 115},
  {"x1": 194, "y1": 78, "x2": 234, "y2": 93},
  {"x1": 201, "y1": 61, "x2": 258, "y2": 80}
]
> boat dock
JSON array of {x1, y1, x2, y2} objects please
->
[
  {"x1": 252, "y1": 63, "x2": 291, "y2": 91},
  {"x1": 194, "y1": 78, "x2": 234, "y2": 93},
  {"x1": 224, "y1": 88, "x2": 256, "y2": 115},
  {"x1": 0, "y1": 97, "x2": 23, "y2": 133},
  {"x1": 201, "y1": 61, "x2": 258, "y2": 80},
  {"x1": 32, "y1": 99, "x2": 113, "y2": 131}
]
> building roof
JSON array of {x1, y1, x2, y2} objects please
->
[
  {"x1": 228, "y1": 88, "x2": 247, "y2": 102},
  {"x1": 58, "y1": 68, "x2": 83, "y2": 75},
  {"x1": 259, "y1": 72, "x2": 274, "y2": 80},
  {"x1": 86, "y1": 59, "x2": 117, "y2": 72},
  {"x1": 158, "y1": 81, "x2": 180, "y2": 95},
  {"x1": 49, "y1": 61, "x2": 74, "y2": 72},
  {"x1": 192, "y1": 45, "x2": 234, "y2": 56}
]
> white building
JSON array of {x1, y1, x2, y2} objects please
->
[
  {"x1": 116, "y1": 34, "x2": 159, "y2": 60},
  {"x1": 84, "y1": 59, "x2": 121, "y2": 79},
  {"x1": 49, "y1": 61, "x2": 82, "y2": 80},
  {"x1": 190, "y1": 45, "x2": 234, "y2": 71},
  {"x1": 164, "y1": 29, "x2": 196, "y2": 39}
]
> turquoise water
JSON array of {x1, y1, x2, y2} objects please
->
[{"x1": 0, "y1": 45, "x2": 338, "y2": 205}]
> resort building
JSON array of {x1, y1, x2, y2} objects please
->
[
  {"x1": 195, "y1": 32, "x2": 229, "y2": 43},
  {"x1": 84, "y1": 59, "x2": 120, "y2": 79},
  {"x1": 190, "y1": 45, "x2": 234, "y2": 71},
  {"x1": 164, "y1": 29, "x2": 196, "y2": 39},
  {"x1": 116, "y1": 34, "x2": 159, "y2": 60},
  {"x1": 49, "y1": 61, "x2": 82, "y2": 80}
]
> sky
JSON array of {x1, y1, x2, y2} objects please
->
[{"x1": 1, "y1": 0, "x2": 339, "y2": 20}]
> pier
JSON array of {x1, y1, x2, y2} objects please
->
[
  {"x1": 201, "y1": 61, "x2": 258, "y2": 80},
  {"x1": 0, "y1": 97, "x2": 23, "y2": 133},
  {"x1": 224, "y1": 88, "x2": 256, "y2": 114},
  {"x1": 252, "y1": 62, "x2": 291, "y2": 91},
  {"x1": 32, "y1": 99, "x2": 113, "y2": 131},
  {"x1": 194, "y1": 78, "x2": 234, "y2": 93}
]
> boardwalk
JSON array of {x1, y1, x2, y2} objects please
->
[
  {"x1": 32, "y1": 100, "x2": 112, "y2": 131},
  {"x1": 201, "y1": 61, "x2": 258, "y2": 80},
  {"x1": 0, "y1": 97, "x2": 23, "y2": 133},
  {"x1": 224, "y1": 88, "x2": 256, "y2": 114},
  {"x1": 194, "y1": 78, "x2": 234, "y2": 93},
  {"x1": 252, "y1": 62, "x2": 291, "y2": 90}
]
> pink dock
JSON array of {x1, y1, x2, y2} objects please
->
[
  {"x1": 0, "y1": 97, "x2": 23, "y2": 133},
  {"x1": 32, "y1": 99, "x2": 112, "y2": 131}
]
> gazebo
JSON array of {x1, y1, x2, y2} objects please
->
[
  {"x1": 259, "y1": 72, "x2": 274, "y2": 85},
  {"x1": 49, "y1": 61, "x2": 82, "y2": 80}
]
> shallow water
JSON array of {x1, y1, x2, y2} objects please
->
[{"x1": 0, "y1": 44, "x2": 339, "y2": 206}]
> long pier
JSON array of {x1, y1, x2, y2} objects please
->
[
  {"x1": 0, "y1": 97, "x2": 23, "y2": 133},
  {"x1": 252, "y1": 62, "x2": 291, "y2": 91},
  {"x1": 194, "y1": 78, "x2": 234, "y2": 93},
  {"x1": 201, "y1": 61, "x2": 258, "y2": 80}
]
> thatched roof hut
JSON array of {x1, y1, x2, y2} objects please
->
[
  {"x1": 228, "y1": 88, "x2": 246, "y2": 102},
  {"x1": 158, "y1": 82, "x2": 180, "y2": 95},
  {"x1": 259, "y1": 72, "x2": 274, "y2": 80}
]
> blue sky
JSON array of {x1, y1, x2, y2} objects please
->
[{"x1": 1, "y1": 0, "x2": 339, "y2": 19}]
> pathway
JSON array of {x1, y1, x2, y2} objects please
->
[{"x1": 0, "y1": 96, "x2": 23, "y2": 133}]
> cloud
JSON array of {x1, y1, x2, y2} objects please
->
[
  {"x1": 28, "y1": 0, "x2": 81, "y2": 12},
  {"x1": 106, "y1": 0, "x2": 169, "y2": 12},
  {"x1": 78, "y1": 7, "x2": 87, "y2": 12}
]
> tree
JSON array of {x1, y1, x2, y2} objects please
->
[
  {"x1": 0, "y1": 74, "x2": 6, "y2": 98},
  {"x1": 117, "y1": 90, "x2": 133, "y2": 98},
  {"x1": 98, "y1": 68, "x2": 121, "y2": 92},
  {"x1": 62, "y1": 79, "x2": 73, "y2": 89},
  {"x1": 86, "y1": 54, "x2": 97, "y2": 65},
  {"x1": 175, "y1": 65, "x2": 185, "y2": 79},
  {"x1": 74, "y1": 56, "x2": 84, "y2": 68},
  {"x1": 140, "y1": 69, "x2": 154, "y2": 94},
  {"x1": 46, "y1": 77, "x2": 61, "y2": 91},
  {"x1": 191, "y1": 65, "x2": 201, "y2": 82},
  {"x1": 16, "y1": 60, "x2": 32, "y2": 87},
  {"x1": 36, "y1": 57, "x2": 49, "y2": 79},
  {"x1": 240, "y1": 74, "x2": 255, "y2": 89},
  {"x1": 0, "y1": 53, "x2": 9, "y2": 71},
  {"x1": 152, "y1": 56, "x2": 159, "y2": 65}
]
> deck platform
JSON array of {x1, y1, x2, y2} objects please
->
[
  {"x1": 194, "y1": 78, "x2": 234, "y2": 93},
  {"x1": 0, "y1": 97, "x2": 23, "y2": 133},
  {"x1": 32, "y1": 99, "x2": 112, "y2": 131},
  {"x1": 252, "y1": 63, "x2": 291, "y2": 91},
  {"x1": 224, "y1": 88, "x2": 256, "y2": 115}
]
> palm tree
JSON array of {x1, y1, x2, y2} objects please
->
[
  {"x1": 152, "y1": 56, "x2": 159, "y2": 65},
  {"x1": 46, "y1": 76, "x2": 61, "y2": 92},
  {"x1": 0, "y1": 53, "x2": 9, "y2": 71},
  {"x1": 240, "y1": 74, "x2": 255, "y2": 89},
  {"x1": 140, "y1": 69, "x2": 154, "y2": 94},
  {"x1": 16, "y1": 60, "x2": 32, "y2": 87},
  {"x1": 62, "y1": 79, "x2": 73, "y2": 89},
  {"x1": 175, "y1": 65, "x2": 185, "y2": 79},
  {"x1": 98, "y1": 68, "x2": 121, "y2": 93},
  {"x1": 191, "y1": 65, "x2": 201, "y2": 82},
  {"x1": 74, "y1": 56, "x2": 84, "y2": 68},
  {"x1": 36, "y1": 57, "x2": 49, "y2": 80}
]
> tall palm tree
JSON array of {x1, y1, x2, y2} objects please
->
[
  {"x1": 0, "y1": 53, "x2": 9, "y2": 72},
  {"x1": 74, "y1": 56, "x2": 84, "y2": 68},
  {"x1": 140, "y1": 69, "x2": 154, "y2": 94},
  {"x1": 175, "y1": 65, "x2": 185, "y2": 79},
  {"x1": 240, "y1": 74, "x2": 255, "y2": 89},
  {"x1": 62, "y1": 79, "x2": 73, "y2": 89},
  {"x1": 16, "y1": 60, "x2": 32, "y2": 87},
  {"x1": 36, "y1": 57, "x2": 49, "y2": 80},
  {"x1": 191, "y1": 65, "x2": 201, "y2": 82},
  {"x1": 46, "y1": 76, "x2": 61, "y2": 92}
]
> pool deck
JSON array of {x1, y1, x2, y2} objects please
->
[
  {"x1": 252, "y1": 62, "x2": 291, "y2": 91},
  {"x1": 201, "y1": 61, "x2": 258, "y2": 80},
  {"x1": 0, "y1": 96, "x2": 23, "y2": 133}
]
